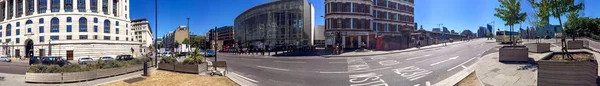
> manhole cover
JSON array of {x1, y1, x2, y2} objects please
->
[
  {"x1": 490, "y1": 68, "x2": 501, "y2": 72},
  {"x1": 124, "y1": 77, "x2": 145, "y2": 83}
]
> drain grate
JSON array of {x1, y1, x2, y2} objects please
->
[{"x1": 124, "y1": 77, "x2": 145, "y2": 83}]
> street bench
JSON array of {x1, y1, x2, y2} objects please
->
[{"x1": 209, "y1": 61, "x2": 227, "y2": 76}]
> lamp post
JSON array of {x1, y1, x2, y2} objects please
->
[
  {"x1": 154, "y1": 0, "x2": 159, "y2": 68},
  {"x1": 48, "y1": 40, "x2": 52, "y2": 56}
]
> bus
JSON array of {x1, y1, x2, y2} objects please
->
[{"x1": 495, "y1": 30, "x2": 520, "y2": 43}]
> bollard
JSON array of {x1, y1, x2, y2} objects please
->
[{"x1": 143, "y1": 62, "x2": 148, "y2": 76}]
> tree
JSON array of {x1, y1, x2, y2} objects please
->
[
  {"x1": 530, "y1": 0, "x2": 584, "y2": 60},
  {"x1": 182, "y1": 39, "x2": 191, "y2": 45},
  {"x1": 494, "y1": 0, "x2": 527, "y2": 45}
]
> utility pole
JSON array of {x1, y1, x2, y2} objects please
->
[
  {"x1": 213, "y1": 26, "x2": 218, "y2": 70},
  {"x1": 154, "y1": 0, "x2": 159, "y2": 68}
]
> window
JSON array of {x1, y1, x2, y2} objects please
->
[
  {"x1": 66, "y1": 35, "x2": 72, "y2": 40},
  {"x1": 6, "y1": 24, "x2": 11, "y2": 36},
  {"x1": 345, "y1": 3, "x2": 351, "y2": 12},
  {"x1": 66, "y1": 25, "x2": 72, "y2": 32},
  {"x1": 116, "y1": 28, "x2": 119, "y2": 34},
  {"x1": 79, "y1": 35, "x2": 87, "y2": 39},
  {"x1": 112, "y1": 0, "x2": 117, "y2": 16},
  {"x1": 16, "y1": 22, "x2": 20, "y2": 27},
  {"x1": 39, "y1": 36, "x2": 44, "y2": 42},
  {"x1": 5, "y1": 39, "x2": 9, "y2": 43},
  {"x1": 38, "y1": 0, "x2": 47, "y2": 13},
  {"x1": 51, "y1": 0, "x2": 59, "y2": 12},
  {"x1": 102, "y1": 0, "x2": 108, "y2": 14},
  {"x1": 27, "y1": 28, "x2": 31, "y2": 33},
  {"x1": 77, "y1": 0, "x2": 85, "y2": 12},
  {"x1": 39, "y1": 18, "x2": 44, "y2": 24},
  {"x1": 116, "y1": 21, "x2": 119, "y2": 26},
  {"x1": 93, "y1": 17, "x2": 98, "y2": 23},
  {"x1": 39, "y1": 26, "x2": 44, "y2": 33},
  {"x1": 103, "y1": 36, "x2": 110, "y2": 40},
  {"x1": 67, "y1": 17, "x2": 72, "y2": 22},
  {"x1": 90, "y1": 0, "x2": 97, "y2": 12},
  {"x1": 16, "y1": 38, "x2": 20, "y2": 43},
  {"x1": 94, "y1": 25, "x2": 98, "y2": 32},
  {"x1": 50, "y1": 36, "x2": 59, "y2": 40},
  {"x1": 16, "y1": 29, "x2": 20, "y2": 35},
  {"x1": 94, "y1": 35, "x2": 97, "y2": 39},
  {"x1": 79, "y1": 17, "x2": 87, "y2": 32},
  {"x1": 116, "y1": 37, "x2": 119, "y2": 40},
  {"x1": 51, "y1": 17, "x2": 59, "y2": 32},
  {"x1": 27, "y1": 0, "x2": 34, "y2": 15},
  {"x1": 104, "y1": 20, "x2": 110, "y2": 33},
  {"x1": 17, "y1": 0, "x2": 22, "y2": 17},
  {"x1": 352, "y1": 19, "x2": 358, "y2": 29},
  {"x1": 64, "y1": 0, "x2": 73, "y2": 12},
  {"x1": 8, "y1": 0, "x2": 12, "y2": 19}
]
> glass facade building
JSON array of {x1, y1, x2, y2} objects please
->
[{"x1": 234, "y1": 0, "x2": 314, "y2": 48}]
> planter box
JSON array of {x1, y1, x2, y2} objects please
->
[
  {"x1": 537, "y1": 52, "x2": 597, "y2": 86},
  {"x1": 525, "y1": 43, "x2": 551, "y2": 53},
  {"x1": 127, "y1": 64, "x2": 143, "y2": 72},
  {"x1": 499, "y1": 46, "x2": 529, "y2": 62},
  {"x1": 25, "y1": 73, "x2": 63, "y2": 83},
  {"x1": 95, "y1": 68, "x2": 115, "y2": 78},
  {"x1": 158, "y1": 63, "x2": 174, "y2": 71},
  {"x1": 198, "y1": 63, "x2": 208, "y2": 71},
  {"x1": 174, "y1": 64, "x2": 199, "y2": 74},
  {"x1": 62, "y1": 71, "x2": 97, "y2": 82},
  {"x1": 567, "y1": 40, "x2": 586, "y2": 49}
]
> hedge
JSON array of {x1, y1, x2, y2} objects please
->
[{"x1": 28, "y1": 58, "x2": 150, "y2": 73}]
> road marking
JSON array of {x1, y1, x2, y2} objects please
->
[
  {"x1": 393, "y1": 66, "x2": 433, "y2": 81},
  {"x1": 415, "y1": 55, "x2": 447, "y2": 63},
  {"x1": 378, "y1": 60, "x2": 400, "y2": 66},
  {"x1": 430, "y1": 56, "x2": 459, "y2": 66},
  {"x1": 328, "y1": 62, "x2": 346, "y2": 64},
  {"x1": 319, "y1": 67, "x2": 392, "y2": 74},
  {"x1": 426, "y1": 81, "x2": 431, "y2": 86},
  {"x1": 348, "y1": 72, "x2": 389, "y2": 86},
  {"x1": 414, "y1": 84, "x2": 420, "y2": 86},
  {"x1": 406, "y1": 54, "x2": 432, "y2": 60},
  {"x1": 230, "y1": 72, "x2": 259, "y2": 83},
  {"x1": 241, "y1": 58, "x2": 261, "y2": 61},
  {"x1": 447, "y1": 56, "x2": 479, "y2": 71},
  {"x1": 274, "y1": 60, "x2": 306, "y2": 64},
  {"x1": 256, "y1": 66, "x2": 290, "y2": 71}
]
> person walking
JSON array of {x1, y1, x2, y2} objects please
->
[{"x1": 416, "y1": 40, "x2": 421, "y2": 49}]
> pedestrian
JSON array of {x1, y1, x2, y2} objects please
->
[{"x1": 416, "y1": 40, "x2": 421, "y2": 49}]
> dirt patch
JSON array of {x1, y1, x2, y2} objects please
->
[
  {"x1": 550, "y1": 53, "x2": 594, "y2": 61},
  {"x1": 101, "y1": 70, "x2": 238, "y2": 86},
  {"x1": 455, "y1": 72, "x2": 482, "y2": 86}
]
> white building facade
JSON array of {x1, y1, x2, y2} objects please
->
[
  {"x1": 0, "y1": 0, "x2": 139, "y2": 60},
  {"x1": 131, "y1": 18, "x2": 152, "y2": 54}
]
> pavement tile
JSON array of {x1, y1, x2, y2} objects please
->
[
  {"x1": 494, "y1": 74, "x2": 520, "y2": 83},
  {"x1": 482, "y1": 77, "x2": 507, "y2": 86}
]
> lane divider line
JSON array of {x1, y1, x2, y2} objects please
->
[
  {"x1": 406, "y1": 54, "x2": 432, "y2": 60},
  {"x1": 256, "y1": 66, "x2": 290, "y2": 71},
  {"x1": 447, "y1": 56, "x2": 478, "y2": 71},
  {"x1": 318, "y1": 67, "x2": 392, "y2": 74},
  {"x1": 430, "y1": 56, "x2": 459, "y2": 66}
]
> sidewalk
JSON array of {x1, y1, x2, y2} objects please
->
[
  {"x1": 324, "y1": 41, "x2": 467, "y2": 57},
  {"x1": 0, "y1": 68, "x2": 157, "y2": 86}
]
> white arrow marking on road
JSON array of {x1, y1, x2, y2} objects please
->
[
  {"x1": 406, "y1": 54, "x2": 432, "y2": 60},
  {"x1": 256, "y1": 66, "x2": 290, "y2": 71},
  {"x1": 430, "y1": 56, "x2": 459, "y2": 66}
]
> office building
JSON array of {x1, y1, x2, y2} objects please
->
[
  {"x1": 216, "y1": 26, "x2": 234, "y2": 50},
  {"x1": 131, "y1": 18, "x2": 153, "y2": 54}
]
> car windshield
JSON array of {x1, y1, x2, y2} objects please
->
[
  {"x1": 81, "y1": 58, "x2": 92, "y2": 60},
  {"x1": 102, "y1": 57, "x2": 113, "y2": 59}
]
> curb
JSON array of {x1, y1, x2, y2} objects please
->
[{"x1": 323, "y1": 41, "x2": 467, "y2": 57}]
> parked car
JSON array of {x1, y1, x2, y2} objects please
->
[
  {"x1": 99, "y1": 56, "x2": 116, "y2": 61},
  {"x1": 29, "y1": 56, "x2": 42, "y2": 65},
  {"x1": 41, "y1": 56, "x2": 70, "y2": 66},
  {"x1": 205, "y1": 50, "x2": 216, "y2": 57},
  {"x1": 78, "y1": 56, "x2": 94, "y2": 64},
  {"x1": 116, "y1": 55, "x2": 134, "y2": 61},
  {"x1": 0, "y1": 56, "x2": 11, "y2": 62}
]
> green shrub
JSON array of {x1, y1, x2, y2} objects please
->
[
  {"x1": 43, "y1": 65, "x2": 63, "y2": 73},
  {"x1": 28, "y1": 64, "x2": 46, "y2": 73},
  {"x1": 161, "y1": 56, "x2": 176, "y2": 64},
  {"x1": 104, "y1": 60, "x2": 126, "y2": 69}
]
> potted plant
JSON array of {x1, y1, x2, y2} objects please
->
[
  {"x1": 525, "y1": 38, "x2": 551, "y2": 53},
  {"x1": 494, "y1": 0, "x2": 529, "y2": 62},
  {"x1": 537, "y1": 51, "x2": 597, "y2": 85},
  {"x1": 175, "y1": 49, "x2": 205, "y2": 74},
  {"x1": 158, "y1": 56, "x2": 176, "y2": 71}
]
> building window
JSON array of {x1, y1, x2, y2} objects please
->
[
  {"x1": 16, "y1": 38, "x2": 20, "y2": 43},
  {"x1": 90, "y1": 0, "x2": 97, "y2": 12},
  {"x1": 66, "y1": 25, "x2": 72, "y2": 32},
  {"x1": 77, "y1": 0, "x2": 85, "y2": 12},
  {"x1": 79, "y1": 35, "x2": 87, "y2": 39},
  {"x1": 39, "y1": 36, "x2": 44, "y2": 42},
  {"x1": 112, "y1": 0, "x2": 117, "y2": 16},
  {"x1": 51, "y1": 17, "x2": 59, "y2": 32},
  {"x1": 6, "y1": 24, "x2": 11, "y2": 36},
  {"x1": 79, "y1": 17, "x2": 87, "y2": 32},
  {"x1": 104, "y1": 20, "x2": 110, "y2": 33},
  {"x1": 116, "y1": 28, "x2": 119, "y2": 34},
  {"x1": 93, "y1": 35, "x2": 97, "y2": 39},
  {"x1": 39, "y1": 26, "x2": 44, "y2": 33},
  {"x1": 8, "y1": 0, "x2": 12, "y2": 19},
  {"x1": 66, "y1": 35, "x2": 72, "y2": 40},
  {"x1": 116, "y1": 37, "x2": 119, "y2": 40},
  {"x1": 67, "y1": 17, "x2": 72, "y2": 22},
  {"x1": 27, "y1": 28, "x2": 31, "y2": 33},
  {"x1": 51, "y1": 0, "x2": 59, "y2": 12},
  {"x1": 16, "y1": 22, "x2": 20, "y2": 27},
  {"x1": 94, "y1": 25, "x2": 98, "y2": 32},
  {"x1": 27, "y1": 0, "x2": 34, "y2": 15},
  {"x1": 38, "y1": 0, "x2": 47, "y2": 13},
  {"x1": 17, "y1": 0, "x2": 22, "y2": 17},
  {"x1": 5, "y1": 39, "x2": 9, "y2": 43},
  {"x1": 16, "y1": 29, "x2": 20, "y2": 35},
  {"x1": 39, "y1": 18, "x2": 44, "y2": 24},
  {"x1": 116, "y1": 21, "x2": 119, "y2": 26},
  {"x1": 50, "y1": 36, "x2": 59, "y2": 40},
  {"x1": 64, "y1": 0, "x2": 73, "y2": 12},
  {"x1": 102, "y1": 0, "x2": 108, "y2": 14},
  {"x1": 93, "y1": 17, "x2": 98, "y2": 23},
  {"x1": 103, "y1": 36, "x2": 110, "y2": 40}
]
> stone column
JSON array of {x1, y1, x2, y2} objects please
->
[
  {"x1": 33, "y1": 0, "x2": 37, "y2": 15},
  {"x1": 59, "y1": 0, "x2": 63, "y2": 12},
  {"x1": 366, "y1": 36, "x2": 370, "y2": 49},
  {"x1": 107, "y1": 0, "x2": 112, "y2": 15},
  {"x1": 358, "y1": 36, "x2": 362, "y2": 48},
  {"x1": 73, "y1": 0, "x2": 77, "y2": 12},
  {"x1": 46, "y1": 0, "x2": 50, "y2": 12},
  {"x1": 342, "y1": 36, "x2": 346, "y2": 48}
]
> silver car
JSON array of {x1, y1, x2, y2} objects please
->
[
  {"x1": 0, "y1": 56, "x2": 11, "y2": 62},
  {"x1": 78, "y1": 57, "x2": 94, "y2": 64}
]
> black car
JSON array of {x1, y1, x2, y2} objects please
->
[
  {"x1": 29, "y1": 56, "x2": 42, "y2": 66},
  {"x1": 116, "y1": 55, "x2": 134, "y2": 61},
  {"x1": 41, "y1": 56, "x2": 71, "y2": 66}
]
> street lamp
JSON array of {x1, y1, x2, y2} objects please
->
[
  {"x1": 154, "y1": 0, "x2": 159, "y2": 68},
  {"x1": 48, "y1": 39, "x2": 52, "y2": 56}
]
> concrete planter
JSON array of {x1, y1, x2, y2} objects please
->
[
  {"x1": 25, "y1": 73, "x2": 63, "y2": 83},
  {"x1": 174, "y1": 64, "x2": 199, "y2": 74},
  {"x1": 499, "y1": 46, "x2": 529, "y2": 62},
  {"x1": 198, "y1": 63, "x2": 208, "y2": 71},
  {"x1": 537, "y1": 51, "x2": 597, "y2": 86},
  {"x1": 62, "y1": 71, "x2": 97, "y2": 82},
  {"x1": 567, "y1": 40, "x2": 586, "y2": 49},
  {"x1": 525, "y1": 43, "x2": 551, "y2": 53},
  {"x1": 158, "y1": 63, "x2": 175, "y2": 71}
]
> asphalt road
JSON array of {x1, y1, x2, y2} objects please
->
[
  {"x1": 0, "y1": 62, "x2": 30, "y2": 75},
  {"x1": 215, "y1": 39, "x2": 499, "y2": 86}
]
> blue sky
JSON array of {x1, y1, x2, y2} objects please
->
[{"x1": 130, "y1": 0, "x2": 599, "y2": 39}]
